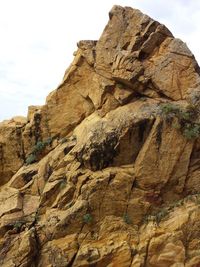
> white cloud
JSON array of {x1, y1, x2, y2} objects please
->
[{"x1": 0, "y1": 0, "x2": 200, "y2": 121}]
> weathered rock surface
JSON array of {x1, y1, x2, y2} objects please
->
[{"x1": 1, "y1": 5, "x2": 200, "y2": 267}]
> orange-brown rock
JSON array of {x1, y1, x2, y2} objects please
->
[
  {"x1": 1, "y1": 5, "x2": 200, "y2": 267},
  {"x1": 0, "y1": 116, "x2": 27, "y2": 185}
]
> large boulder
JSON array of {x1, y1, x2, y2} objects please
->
[{"x1": 1, "y1": 5, "x2": 200, "y2": 267}]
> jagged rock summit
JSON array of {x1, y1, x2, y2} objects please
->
[{"x1": 1, "y1": 5, "x2": 200, "y2": 266}]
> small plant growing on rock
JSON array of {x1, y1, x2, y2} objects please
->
[
  {"x1": 12, "y1": 221, "x2": 25, "y2": 232},
  {"x1": 32, "y1": 138, "x2": 53, "y2": 154},
  {"x1": 169, "y1": 199, "x2": 183, "y2": 209},
  {"x1": 182, "y1": 123, "x2": 200, "y2": 140},
  {"x1": 123, "y1": 213, "x2": 132, "y2": 224},
  {"x1": 83, "y1": 213, "x2": 93, "y2": 224},
  {"x1": 160, "y1": 103, "x2": 179, "y2": 116},
  {"x1": 145, "y1": 208, "x2": 169, "y2": 225},
  {"x1": 59, "y1": 179, "x2": 66, "y2": 189},
  {"x1": 25, "y1": 154, "x2": 36, "y2": 165},
  {"x1": 60, "y1": 137, "x2": 68, "y2": 144},
  {"x1": 155, "y1": 208, "x2": 169, "y2": 224},
  {"x1": 25, "y1": 137, "x2": 53, "y2": 165},
  {"x1": 32, "y1": 141, "x2": 46, "y2": 154},
  {"x1": 160, "y1": 103, "x2": 200, "y2": 140},
  {"x1": 160, "y1": 103, "x2": 192, "y2": 121}
]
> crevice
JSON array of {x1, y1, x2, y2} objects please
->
[
  {"x1": 67, "y1": 251, "x2": 78, "y2": 267},
  {"x1": 156, "y1": 120, "x2": 163, "y2": 148},
  {"x1": 139, "y1": 32, "x2": 169, "y2": 61},
  {"x1": 77, "y1": 175, "x2": 90, "y2": 198},
  {"x1": 0, "y1": 237, "x2": 13, "y2": 265},
  {"x1": 67, "y1": 225, "x2": 90, "y2": 267},
  {"x1": 96, "y1": 63, "x2": 173, "y2": 104},
  {"x1": 170, "y1": 51, "x2": 193, "y2": 58},
  {"x1": 124, "y1": 175, "x2": 136, "y2": 218},
  {"x1": 148, "y1": 80, "x2": 174, "y2": 101},
  {"x1": 182, "y1": 141, "x2": 196, "y2": 195},
  {"x1": 32, "y1": 226, "x2": 41, "y2": 267},
  {"x1": 127, "y1": 236, "x2": 138, "y2": 267},
  {"x1": 15, "y1": 124, "x2": 27, "y2": 161},
  {"x1": 33, "y1": 113, "x2": 42, "y2": 143},
  {"x1": 171, "y1": 61, "x2": 183, "y2": 99},
  {"x1": 143, "y1": 237, "x2": 152, "y2": 267}
]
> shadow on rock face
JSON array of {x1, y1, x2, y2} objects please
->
[
  {"x1": 75, "y1": 117, "x2": 154, "y2": 171},
  {"x1": 76, "y1": 130, "x2": 119, "y2": 171}
]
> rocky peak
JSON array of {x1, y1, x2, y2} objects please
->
[{"x1": 0, "y1": 5, "x2": 200, "y2": 267}]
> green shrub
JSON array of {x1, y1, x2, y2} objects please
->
[
  {"x1": 183, "y1": 124, "x2": 200, "y2": 139},
  {"x1": 25, "y1": 154, "x2": 36, "y2": 165},
  {"x1": 83, "y1": 213, "x2": 92, "y2": 224},
  {"x1": 144, "y1": 196, "x2": 196, "y2": 226},
  {"x1": 172, "y1": 119, "x2": 181, "y2": 130},
  {"x1": 179, "y1": 110, "x2": 191, "y2": 120},
  {"x1": 161, "y1": 103, "x2": 192, "y2": 120},
  {"x1": 32, "y1": 141, "x2": 46, "y2": 154},
  {"x1": 169, "y1": 199, "x2": 183, "y2": 209},
  {"x1": 147, "y1": 209, "x2": 169, "y2": 224},
  {"x1": 160, "y1": 103, "x2": 179, "y2": 116},
  {"x1": 13, "y1": 221, "x2": 24, "y2": 231},
  {"x1": 160, "y1": 103, "x2": 200, "y2": 140},
  {"x1": 25, "y1": 137, "x2": 53, "y2": 165},
  {"x1": 32, "y1": 137, "x2": 53, "y2": 154}
]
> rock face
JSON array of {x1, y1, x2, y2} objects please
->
[{"x1": 1, "y1": 5, "x2": 200, "y2": 267}]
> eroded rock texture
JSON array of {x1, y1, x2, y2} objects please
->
[{"x1": 1, "y1": 5, "x2": 200, "y2": 267}]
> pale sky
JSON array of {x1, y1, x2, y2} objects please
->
[{"x1": 0, "y1": 0, "x2": 200, "y2": 121}]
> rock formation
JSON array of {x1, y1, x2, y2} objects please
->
[{"x1": 1, "y1": 5, "x2": 200, "y2": 266}]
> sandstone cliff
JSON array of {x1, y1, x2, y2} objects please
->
[{"x1": 1, "y1": 5, "x2": 200, "y2": 267}]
